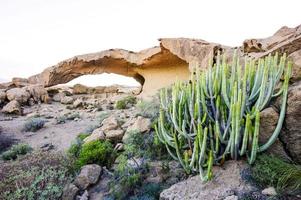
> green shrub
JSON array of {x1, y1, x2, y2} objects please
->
[
  {"x1": 0, "y1": 134, "x2": 16, "y2": 153},
  {"x1": 115, "y1": 96, "x2": 137, "y2": 109},
  {"x1": 24, "y1": 118, "x2": 46, "y2": 132},
  {"x1": 0, "y1": 151, "x2": 74, "y2": 200},
  {"x1": 110, "y1": 154, "x2": 148, "y2": 199},
  {"x1": 124, "y1": 130, "x2": 168, "y2": 160},
  {"x1": 75, "y1": 140, "x2": 116, "y2": 169},
  {"x1": 66, "y1": 112, "x2": 80, "y2": 120},
  {"x1": 252, "y1": 154, "x2": 301, "y2": 194},
  {"x1": 56, "y1": 115, "x2": 67, "y2": 124},
  {"x1": 136, "y1": 99, "x2": 160, "y2": 120},
  {"x1": 68, "y1": 133, "x2": 90, "y2": 158},
  {"x1": 116, "y1": 100, "x2": 126, "y2": 109},
  {"x1": 1, "y1": 143, "x2": 32, "y2": 160}
]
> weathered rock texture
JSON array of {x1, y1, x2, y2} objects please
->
[{"x1": 160, "y1": 161, "x2": 253, "y2": 200}]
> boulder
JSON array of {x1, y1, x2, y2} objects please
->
[
  {"x1": 62, "y1": 183, "x2": 79, "y2": 200},
  {"x1": 101, "y1": 116, "x2": 119, "y2": 133},
  {"x1": 73, "y1": 98, "x2": 84, "y2": 108},
  {"x1": 280, "y1": 83, "x2": 301, "y2": 163},
  {"x1": 160, "y1": 161, "x2": 253, "y2": 200},
  {"x1": 83, "y1": 128, "x2": 105, "y2": 143},
  {"x1": 259, "y1": 107, "x2": 291, "y2": 161},
  {"x1": 6, "y1": 88, "x2": 30, "y2": 104},
  {"x1": 0, "y1": 89, "x2": 6, "y2": 104},
  {"x1": 261, "y1": 187, "x2": 277, "y2": 196},
  {"x1": 1, "y1": 100, "x2": 22, "y2": 115},
  {"x1": 73, "y1": 84, "x2": 90, "y2": 94},
  {"x1": 24, "y1": 84, "x2": 50, "y2": 103},
  {"x1": 61, "y1": 96, "x2": 74, "y2": 104},
  {"x1": 127, "y1": 116, "x2": 151, "y2": 133},
  {"x1": 74, "y1": 164, "x2": 102, "y2": 190},
  {"x1": 52, "y1": 92, "x2": 65, "y2": 102},
  {"x1": 105, "y1": 129, "x2": 124, "y2": 141}
]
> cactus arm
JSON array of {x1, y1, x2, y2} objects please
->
[
  {"x1": 259, "y1": 62, "x2": 292, "y2": 152},
  {"x1": 248, "y1": 110, "x2": 260, "y2": 164}
]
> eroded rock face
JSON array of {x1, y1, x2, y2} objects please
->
[
  {"x1": 259, "y1": 107, "x2": 291, "y2": 161},
  {"x1": 160, "y1": 161, "x2": 253, "y2": 200},
  {"x1": 280, "y1": 83, "x2": 301, "y2": 163}
]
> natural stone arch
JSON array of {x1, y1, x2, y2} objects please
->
[{"x1": 27, "y1": 38, "x2": 230, "y2": 97}]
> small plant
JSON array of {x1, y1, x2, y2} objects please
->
[
  {"x1": 56, "y1": 115, "x2": 67, "y2": 124},
  {"x1": 66, "y1": 112, "x2": 81, "y2": 120},
  {"x1": 24, "y1": 118, "x2": 46, "y2": 132},
  {"x1": 75, "y1": 140, "x2": 116, "y2": 169},
  {"x1": 115, "y1": 96, "x2": 137, "y2": 109},
  {"x1": 136, "y1": 99, "x2": 160, "y2": 120},
  {"x1": 252, "y1": 154, "x2": 301, "y2": 194},
  {"x1": 110, "y1": 154, "x2": 148, "y2": 199},
  {"x1": 124, "y1": 130, "x2": 168, "y2": 160},
  {"x1": 1, "y1": 143, "x2": 32, "y2": 160},
  {"x1": 96, "y1": 112, "x2": 110, "y2": 124},
  {"x1": 68, "y1": 133, "x2": 90, "y2": 158},
  {"x1": 0, "y1": 134, "x2": 16, "y2": 153},
  {"x1": 0, "y1": 151, "x2": 75, "y2": 200}
]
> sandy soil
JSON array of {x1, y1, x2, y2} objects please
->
[{"x1": 0, "y1": 102, "x2": 106, "y2": 152}]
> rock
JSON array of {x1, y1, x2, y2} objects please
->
[
  {"x1": 105, "y1": 129, "x2": 124, "y2": 141},
  {"x1": 261, "y1": 187, "x2": 277, "y2": 196},
  {"x1": 114, "y1": 143, "x2": 124, "y2": 151},
  {"x1": 127, "y1": 116, "x2": 151, "y2": 133},
  {"x1": 224, "y1": 195, "x2": 238, "y2": 200},
  {"x1": 160, "y1": 161, "x2": 253, "y2": 200},
  {"x1": 279, "y1": 83, "x2": 301, "y2": 163},
  {"x1": 74, "y1": 164, "x2": 102, "y2": 190},
  {"x1": 101, "y1": 116, "x2": 119, "y2": 133},
  {"x1": 77, "y1": 190, "x2": 89, "y2": 200},
  {"x1": 1, "y1": 100, "x2": 22, "y2": 115},
  {"x1": 6, "y1": 88, "x2": 30, "y2": 104},
  {"x1": 259, "y1": 107, "x2": 290, "y2": 161},
  {"x1": 23, "y1": 24, "x2": 301, "y2": 98},
  {"x1": 83, "y1": 128, "x2": 105, "y2": 143},
  {"x1": 62, "y1": 183, "x2": 79, "y2": 200},
  {"x1": 73, "y1": 84, "x2": 90, "y2": 94},
  {"x1": 73, "y1": 98, "x2": 84, "y2": 108},
  {"x1": 61, "y1": 96, "x2": 74, "y2": 104},
  {"x1": 0, "y1": 90, "x2": 6, "y2": 104},
  {"x1": 12, "y1": 77, "x2": 29, "y2": 87},
  {"x1": 24, "y1": 84, "x2": 50, "y2": 103},
  {"x1": 52, "y1": 92, "x2": 66, "y2": 102},
  {"x1": 94, "y1": 86, "x2": 105, "y2": 94},
  {"x1": 104, "y1": 85, "x2": 118, "y2": 93}
]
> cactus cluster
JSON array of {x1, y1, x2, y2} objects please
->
[{"x1": 155, "y1": 52, "x2": 292, "y2": 181}]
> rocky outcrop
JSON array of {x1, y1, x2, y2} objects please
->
[
  {"x1": 2, "y1": 100, "x2": 22, "y2": 115},
  {"x1": 280, "y1": 82, "x2": 301, "y2": 163},
  {"x1": 160, "y1": 161, "x2": 254, "y2": 200}
]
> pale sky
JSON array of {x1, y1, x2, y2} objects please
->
[{"x1": 0, "y1": 0, "x2": 300, "y2": 86}]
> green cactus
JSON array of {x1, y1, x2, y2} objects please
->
[{"x1": 155, "y1": 52, "x2": 292, "y2": 181}]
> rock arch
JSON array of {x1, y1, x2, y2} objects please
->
[{"x1": 27, "y1": 39, "x2": 225, "y2": 97}]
